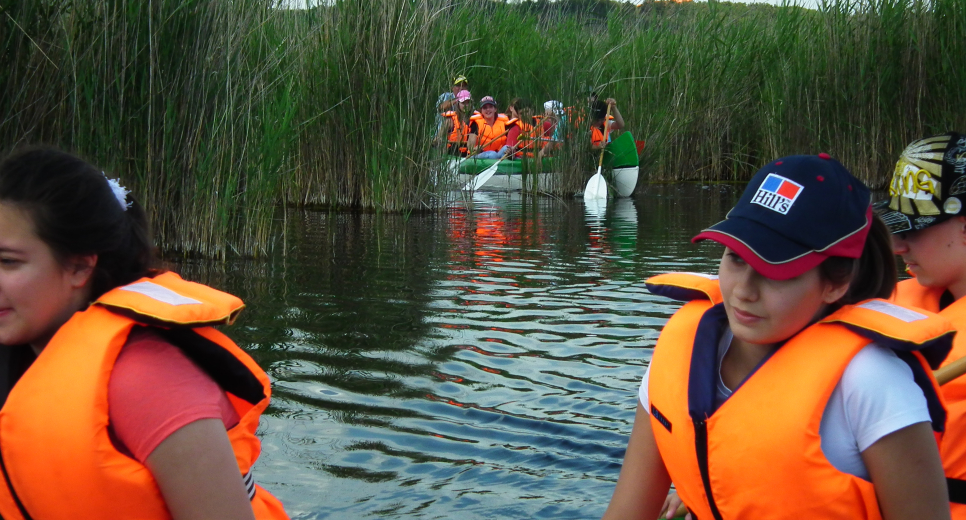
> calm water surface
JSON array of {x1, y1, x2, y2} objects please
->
[{"x1": 177, "y1": 184, "x2": 739, "y2": 519}]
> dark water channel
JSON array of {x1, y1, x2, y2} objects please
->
[{"x1": 176, "y1": 184, "x2": 740, "y2": 519}]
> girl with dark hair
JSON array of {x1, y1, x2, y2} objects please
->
[
  {"x1": 0, "y1": 148, "x2": 289, "y2": 520},
  {"x1": 601, "y1": 155, "x2": 951, "y2": 520},
  {"x1": 589, "y1": 98, "x2": 624, "y2": 151}
]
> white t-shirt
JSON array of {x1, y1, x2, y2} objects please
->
[{"x1": 639, "y1": 328, "x2": 931, "y2": 480}]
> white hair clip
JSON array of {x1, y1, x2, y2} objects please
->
[{"x1": 102, "y1": 172, "x2": 132, "y2": 211}]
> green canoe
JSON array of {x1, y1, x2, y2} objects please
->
[{"x1": 457, "y1": 131, "x2": 640, "y2": 176}]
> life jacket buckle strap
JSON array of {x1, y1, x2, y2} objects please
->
[{"x1": 948, "y1": 477, "x2": 966, "y2": 504}]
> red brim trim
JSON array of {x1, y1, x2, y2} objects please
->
[{"x1": 692, "y1": 230, "x2": 829, "y2": 281}]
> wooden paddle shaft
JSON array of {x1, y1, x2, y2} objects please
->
[
  {"x1": 596, "y1": 102, "x2": 614, "y2": 169},
  {"x1": 936, "y1": 354, "x2": 966, "y2": 386}
]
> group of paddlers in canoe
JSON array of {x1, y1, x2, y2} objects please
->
[{"x1": 434, "y1": 74, "x2": 625, "y2": 160}]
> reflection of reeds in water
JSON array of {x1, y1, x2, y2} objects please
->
[{"x1": 2, "y1": 0, "x2": 963, "y2": 254}]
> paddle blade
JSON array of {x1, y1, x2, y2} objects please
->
[
  {"x1": 462, "y1": 159, "x2": 501, "y2": 191},
  {"x1": 583, "y1": 168, "x2": 608, "y2": 200}
]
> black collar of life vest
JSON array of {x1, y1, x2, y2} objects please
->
[{"x1": 688, "y1": 303, "x2": 781, "y2": 421}]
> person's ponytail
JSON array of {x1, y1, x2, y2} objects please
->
[{"x1": 819, "y1": 215, "x2": 896, "y2": 306}]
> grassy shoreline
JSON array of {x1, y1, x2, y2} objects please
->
[{"x1": 1, "y1": 0, "x2": 963, "y2": 254}]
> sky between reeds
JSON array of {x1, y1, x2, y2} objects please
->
[{"x1": 1, "y1": 0, "x2": 963, "y2": 255}]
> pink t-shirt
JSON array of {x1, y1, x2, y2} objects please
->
[{"x1": 108, "y1": 328, "x2": 240, "y2": 462}]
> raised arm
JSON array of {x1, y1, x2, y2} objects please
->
[{"x1": 605, "y1": 98, "x2": 626, "y2": 132}]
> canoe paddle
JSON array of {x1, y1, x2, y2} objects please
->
[
  {"x1": 935, "y1": 354, "x2": 966, "y2": 386},
  {"x1": 583, "y1": 102, "x2": 613, "y2": 201},
  {"x1": 461, "y1": 127, "x2": 515, "y2": 191},
  {"x1": 462, "y1": 156, "x2": 505, "y2": 191}
]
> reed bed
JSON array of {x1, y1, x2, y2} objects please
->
[{"x1": 1, "y1": 0, "x2": 963, "y2": 254}]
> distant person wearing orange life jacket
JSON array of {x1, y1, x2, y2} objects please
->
[
  {"x1": 539, "y1": 100, "x2": 566, "y2": 158},
  {"x1": 882, "y1": 132, "x2": 966, "y2": 519},
  {"x1": 590, "y1": 98, "x2": 625, "y2": 150},
  {"x1": 437, "y1": 89, "x2": 473, "y2": 156},
  {"x1": 505, "y1": 97, "x2": 544, "y2": 158},
  {"x1": 436, "y1": 74, "x2": 468, "y2": 139},
  {"x1": 467, "y1": 96, "x2": 511, "y2": 159}
]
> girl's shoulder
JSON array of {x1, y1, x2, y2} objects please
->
[
  {"x1": 837, "y1": 343, "x2": 928, "y2": 450},
  {"x1": 109, "y1": 327, "x2": 238, "y2": 462}
]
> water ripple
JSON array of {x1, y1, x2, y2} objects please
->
[{"x1": 183, "y1": 186, "x2": 739, "y2": 519}]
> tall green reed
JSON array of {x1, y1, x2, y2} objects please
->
[
  {"x1": 1, "y1": 0, "x2": 296, "y2": 257},
  {"x1": 1, "y1": 0, "x2": 964, "y2": 255}
]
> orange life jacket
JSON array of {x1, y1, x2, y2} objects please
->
[
  {"x1": 442, "y1": 110, "x2": 470, "y2": 155},
  {"x1": 470, "y1": 113, "x2": 510, "y2": 152},
  {"x1": 893, "y1": 277, "x2": 966, "y2": 516},
  {"x1": 443, "y1": 110, "x2": 469, "y2": 144},
  {"x1": 531, "y1": 115, "x2": 550, "y2": 148},
  {"x1": 646, "y1": 272, "x2": 951, "y2": 520},
  {"x1": 590, "y1": 116, "x2": 615, "y2": 147},
  {"x1": 0, "y1": 272, "x2": 289, "y2": 520}
]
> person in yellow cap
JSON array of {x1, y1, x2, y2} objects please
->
[
  {"x1": 881, "y1": 132, "x2": 966, "y2": 519},
  {"x1": 436, "y1": 75, "x2": 469, "y2": 130}
]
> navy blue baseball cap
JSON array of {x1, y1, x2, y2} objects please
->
[{"x1": 693, "y1": 154, "x2": 873, "y2": 280}]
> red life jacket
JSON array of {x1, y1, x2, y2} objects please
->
[
  {"x1": 0, "y1": 272, "x2": 289, "y2": 520},
  {"x1": 507, "y1": 117, "x2": 540, "y2": 157},
  {"x1": 893, "y1": 277, "x2": 966, "y2": 517},
  {"x1": 647, "y1": 272, "x2": 951, "y2": 520}
]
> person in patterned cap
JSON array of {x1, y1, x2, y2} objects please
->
[{"x1": 883, "y1": 132, "x2": 966, "y2": 520}]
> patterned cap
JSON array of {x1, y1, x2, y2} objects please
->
[{"x1": 877, "y1": 133, "x2": 966, "y2": 234}]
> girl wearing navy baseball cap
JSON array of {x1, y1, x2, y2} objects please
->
[{"x1": 602, "y1": 155, "x2": 952, "y2": 520}]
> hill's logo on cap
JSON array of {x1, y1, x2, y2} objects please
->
[{"x1": 751, "y1": 173, "x2": 804, "y2": 215}]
